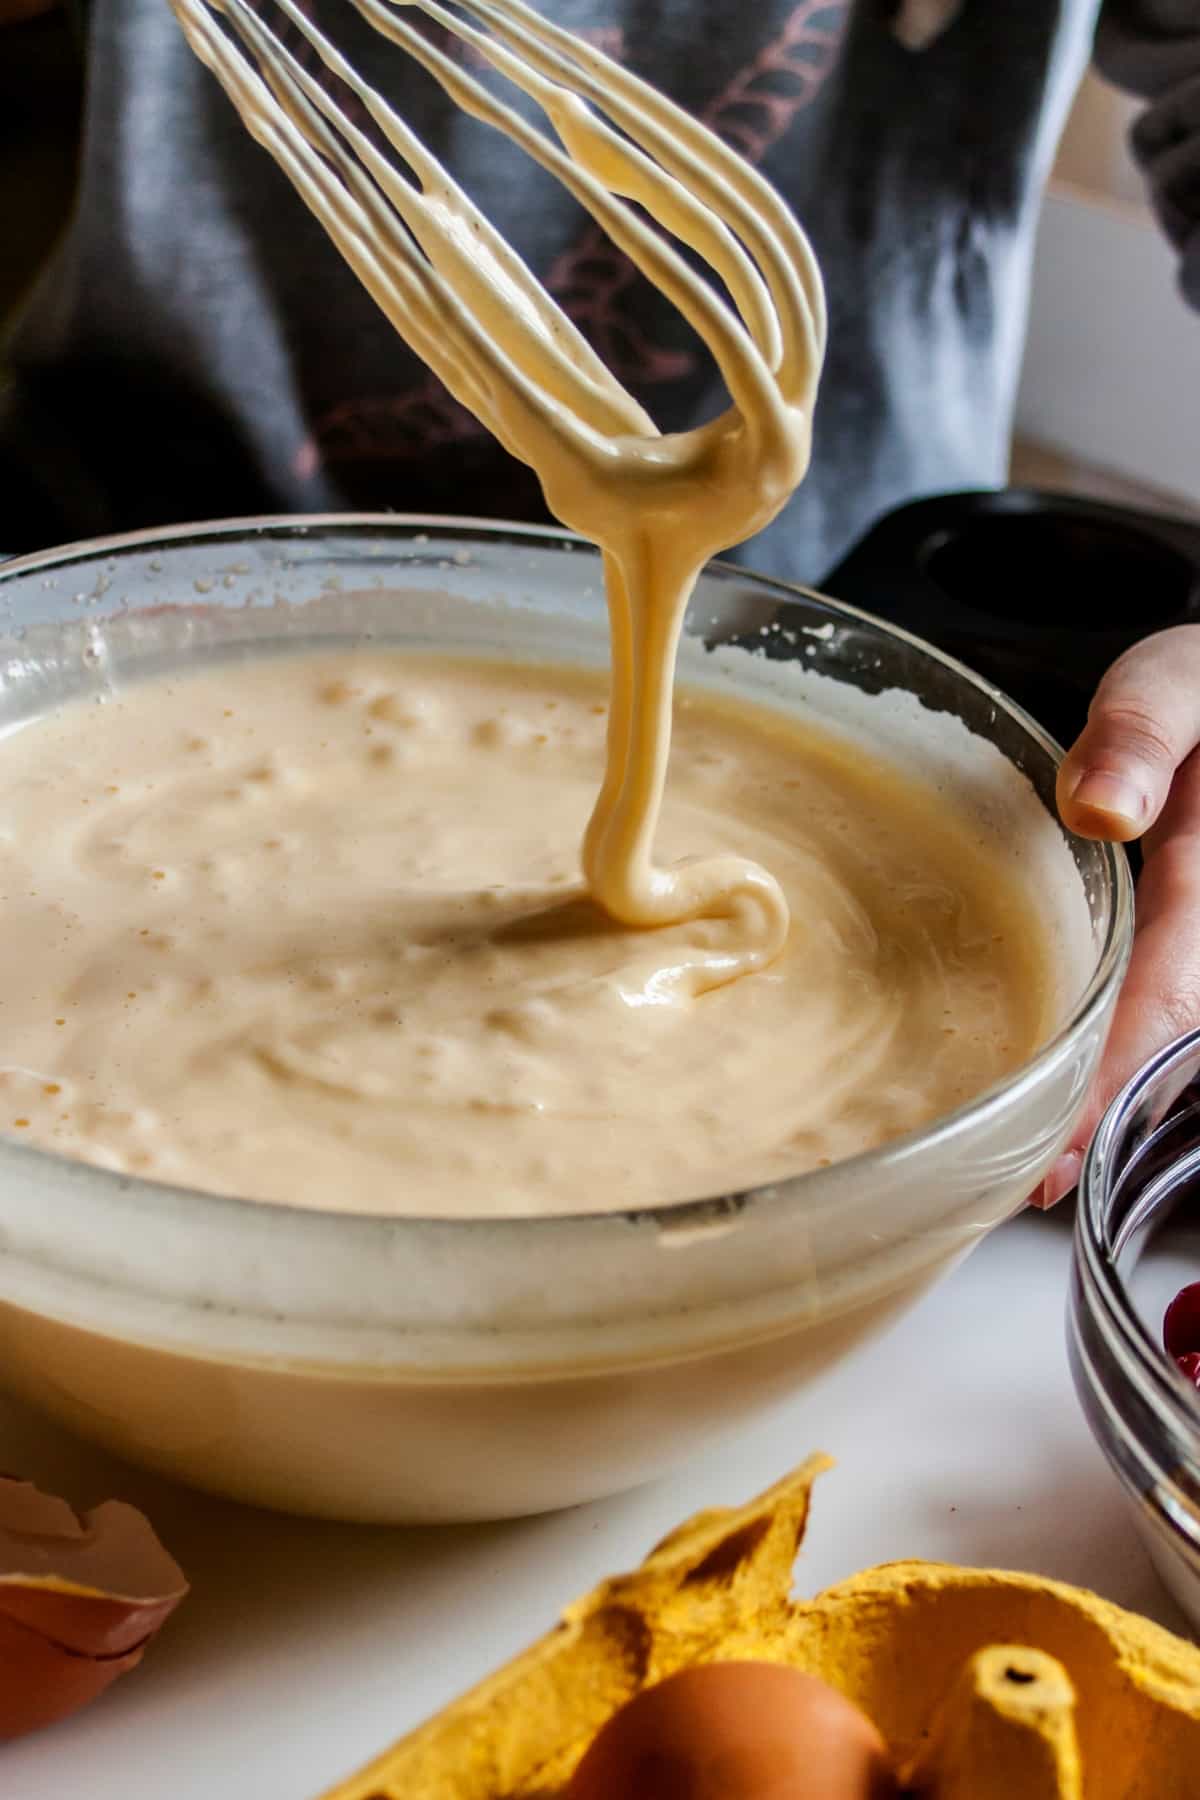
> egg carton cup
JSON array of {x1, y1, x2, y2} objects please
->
[{"x1": 318, "y1": 1456, "x2": 1200, "y2": 1800}]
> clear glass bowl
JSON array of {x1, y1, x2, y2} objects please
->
[
  {"x1": 0, "y1": 516, "x2": 1132, "y2": 1523},
  {"x1": 1070, "y1": 1029, "x2": 1200, "y2": 1631}
]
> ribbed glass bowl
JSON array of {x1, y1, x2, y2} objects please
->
[
  {"x1": 0, "y1": 516, "x2": 1132, "y2": 1522},
  {"x1": 1071, "y1": 1029, "x2": 1200, "y2": 1632}
]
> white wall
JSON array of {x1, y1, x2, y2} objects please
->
[{"x1": 1015, "y1": 74, "x2": 1200, "y2": 506}]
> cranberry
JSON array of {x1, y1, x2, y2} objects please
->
[
  {"x1": 1176, "y1": 1351, "x2": 1200, "y2": 1389},
  {"x1": 1163, "y1": 1281, "x2": 1200, "y2": 1358}
]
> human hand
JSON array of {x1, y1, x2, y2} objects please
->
[
  {"x1": 1033, "y1": 623, "x2": 1200, "y2": 1207},
  {"x1": 1127, "y1": 48, "x2": 1200, "y2": 312},
  {"x1": 1091, "y1": 10, "x2": 1200, "y2": 319}
]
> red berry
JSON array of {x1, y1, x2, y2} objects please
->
[
  {"x1": 1176, "y1": 1352, "x2": 1200, "y2": 1389},
  {"x1": 1163, "y1": 1282, "x2": 1200, "y2": 1358}
]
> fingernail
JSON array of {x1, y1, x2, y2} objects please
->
[
  {"x1": 1034, "y1": 1150, "x2": 1083, "y2": 1211},
  {"x1": 1066, "y1": 770, "x2": 1147, "y2": 834}
]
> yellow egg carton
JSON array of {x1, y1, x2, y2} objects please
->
[{"x1": 320, "y1": 1455, "x2": 1200, "y2": 1798}]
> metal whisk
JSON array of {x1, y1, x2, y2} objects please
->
[
  {"x1": 168, "y1": 0, "x2": 826, "y2": 957},
  {"x1": 166, "y1": 0, "x2": 825, "y2": 548}
]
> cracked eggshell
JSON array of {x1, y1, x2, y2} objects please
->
[
  {"x1": 0, "y1": 1611, "x2": 146, "y2": 1740},
  {"x1": 0, "y1": 1475, "x2": 188, "y2": 1740}
]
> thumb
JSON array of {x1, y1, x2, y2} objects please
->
[{"x1": 1058, "y1": 626, "x2": 1200, "y2": 843}]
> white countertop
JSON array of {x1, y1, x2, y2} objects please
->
[{"x1": 2, "y1": 1205, "x2": 1190, "y2": 1800}]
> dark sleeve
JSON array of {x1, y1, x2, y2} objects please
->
[{"x1": 1094, "y1": 1, "x2": 1200, "y2": 308}]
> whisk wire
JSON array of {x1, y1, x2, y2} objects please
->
[
  {"x1": 423, "y1": 0, "x2": 825, "y2": 386},
  {"x1": 383, "y1": 0, "x2": 783, "y2": 370},
  {"x1": 170, "y1": 0, "x2": 826, "y2": 519},
  {"x1": 346, "y1": 0, "x2": 786, "y2": 432},
  {"x1": 179, "y1": 0, "x2": 517, "y2": 447},
  {"x1": 264, "y1": 0, "x2": 656, "y2": 436}
]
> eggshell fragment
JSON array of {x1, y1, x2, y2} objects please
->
[
  {"x1": 565, "y1": 1661, "x2": 897, "y2": 1800},
  {"x1": 0, "y1": 1475, "x2": 188, "y2": 1740},
  {"x1": 0, "y1": 1611, "x2": 146, "y2": 1741}
]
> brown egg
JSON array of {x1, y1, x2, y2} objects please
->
[
  {"x1": 0, "y1": 1474, "x2": 188, "y2": 1740},
  {"x1": 566, "y1": 1661, "x2": 898, "y2": 1800}
]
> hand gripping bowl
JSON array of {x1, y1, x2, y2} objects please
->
[{"x1": 0, "y1": 517, "x2": 1131, "y2": 1524}]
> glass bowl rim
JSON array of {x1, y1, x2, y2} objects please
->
[
  {"x1": 1077, "y1": 1025, "x2": 1200, "y2": 1435},
  {"x1": 0, "y1": 511, "x2": 1135, "y2": 1235}
]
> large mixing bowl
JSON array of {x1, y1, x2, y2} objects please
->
[{"x1": 0, "y1": 517, "x2": 1131, "y2": 1522}]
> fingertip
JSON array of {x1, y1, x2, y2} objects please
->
[
  {"x1": 1058, "y1": 767, "x2": 1154, "y2": 842},
  {"x1": 1031, "y1": 1149, "x2": 1082, "y2": 1211},
  {"x1": 1061, "y1": 801, "x2": 1145, "y2": 844}
]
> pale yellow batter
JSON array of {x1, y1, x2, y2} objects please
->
[{"x1": 0, "y1": 650, "x2": 1049, "y2": 1217}]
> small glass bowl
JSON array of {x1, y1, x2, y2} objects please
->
[{"x1": 1070, "y1": 1029, "x2": 1200, "y2": 1630}]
